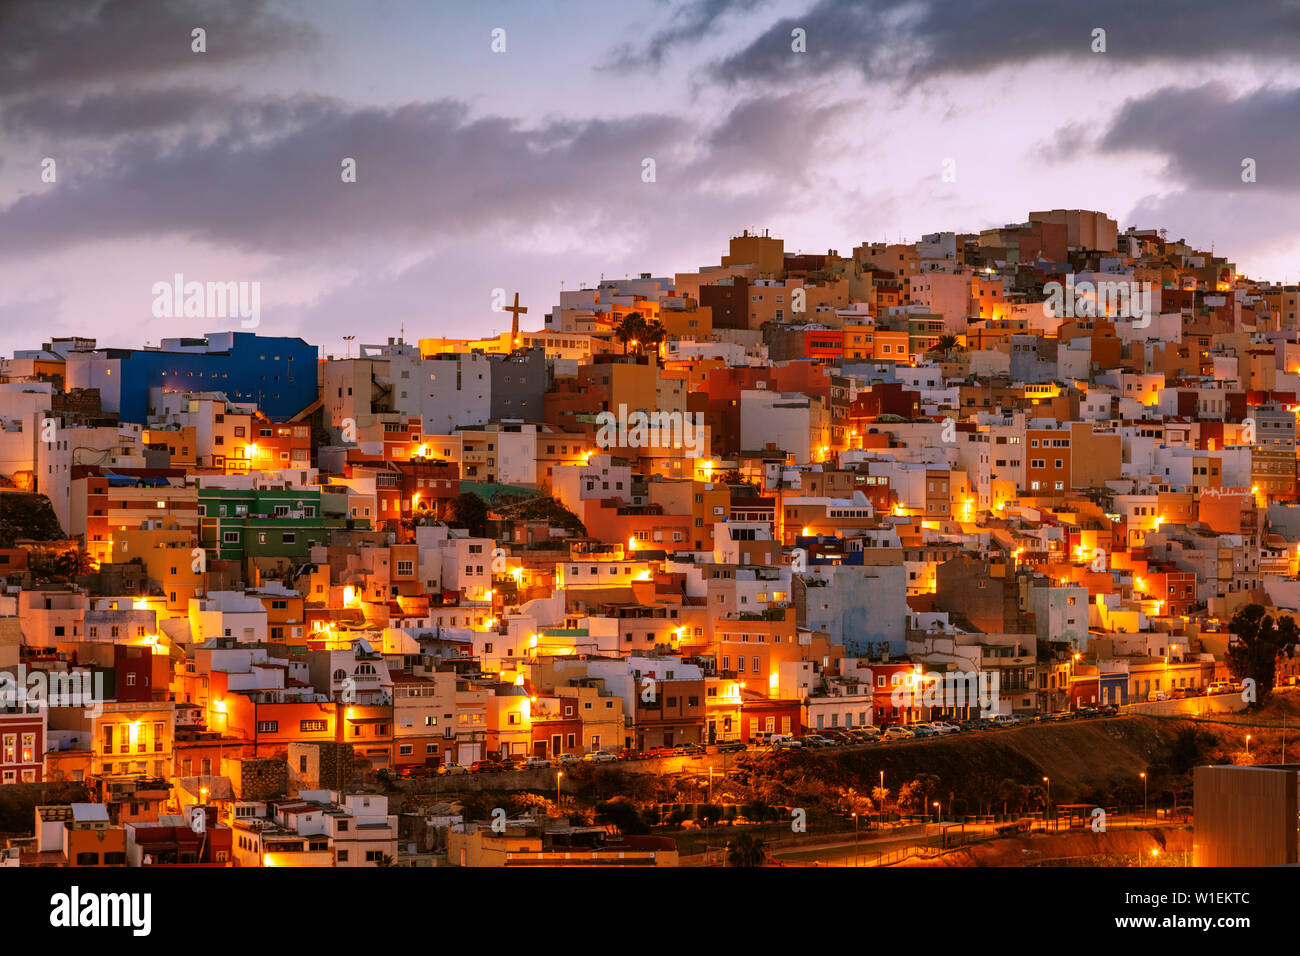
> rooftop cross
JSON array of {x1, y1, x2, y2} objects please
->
[{"x1": 503, "y1": 292, "x2": 527, "y2": 346}]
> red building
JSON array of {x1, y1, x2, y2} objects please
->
[
  {"x1": 113, "y1": 644, "x2": 157, "y2": 702},
  {"x1": 737, "y1": 696, "x2": 802, "y2": 742},
  {"x1": 1144, "y1": 565, "x2": 1199, "y2": 617},
  {"x1": 0, "y1": 710, "x2": 45, "y2": 784},
  {"x1": 126, "y1": 813, "x2": 232, "y2": 865},
  {"x1": 868, "y1": 663, "x2": 918, "y2": 726}
]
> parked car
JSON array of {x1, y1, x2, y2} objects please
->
[
  {"x1": 716, "y1": 740, "x2": 747, "y2": 753},
  {"x1": 470, "y1": 759, "x2": 503, "y2": 773},
  {"x1": 616, "y1": 748, "x2": 646, "y2": 761},
  {"x1": 1098, "y1": 704, "x2": 1119, "y2": 716},
  {"x1": 802, "y1": 735, "x2": 835, "y2": 748},
  {"x1": 675, "y1": 743, "x2": 706, "y2": 756},
  {"x1": 441, "y1": 763, "x2": 469, "y2": 776},
  {"x1": 646, "y1": 745, "x2": 676, "y2": 758},
  {"x1": 521, "y1": 756, "x2": 553, "y2": 769},
  {"x1": 882, "y1": 726, "x2": 914, "y2": 740},
  {"x1": 584, "y1": 750, "x2": 619, "y2": 763},
  {"x1": 857, "y1": 725, "x2": 883, "y2": 737},
  {"x1": 929, "y1": 721, "x2": 961, "y2": 735},
  {"x1": 1147, "y1": 691, "x2": 1170, "y2": 702},
  {"x1": 557, "y1": 752, "x2": 583, "y2": 766}
]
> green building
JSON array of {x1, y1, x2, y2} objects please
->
[{"x1": 197, "y1": 485, "x2": 354, "y2": 564}]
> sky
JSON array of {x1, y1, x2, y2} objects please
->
[{"x1": 2, "y1": 0, "x2": 1300, "y2": 359}]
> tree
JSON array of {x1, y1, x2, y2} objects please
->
[
  {"x1": 28, "y1": 547, "x2": 96, "y2": 582},
  {"x1": 871, "y1": 784, "x2": 891, "y2": 814},
  {"x1": 726, "y1": 831, "x2": 767, "y2": 867},
  {"x1": 898, "y1": 773, "x2": 940, "y2": 812},
  {"x1": 445, "y1": 493, "x2": 489, "y2": 537},
  {"x1": 719, "y1": 469, "x2": 760, "y2": 494},
  {"x1": 641, "y1": 317, "x2": 667, "y2": 354},
  {"x1": 613, "y1": 312, "x2": 667, "y2": 356},
  {"x1": 1226, "y1": 604, "x2": 1299, "y2": 703},
  {"x1": 927, "y1": 334, "x2": 962, "y2": 353},
  {"x1": 495, "y1": 494, "x2": 586, "y2": 536},
  {"x1": 595, "y1": 797, "x2": 647, "y2": 835},
  {"x1": 614, "y1": 312, "x2": 649, "y2": 354}
]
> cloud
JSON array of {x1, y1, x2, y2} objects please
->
[
  {"x1": 0, "y1": 0, "x2": 317, "y2": 97},
  {"x1": 1100, "y1": 83, "x2": 1300, "y2": 194},
  {"x1": 706, "y1": 0, "x2": 1300, "y2": 87},
  {"x1": 704, "y1": 90, "x2": 850, "y2": 179},
  {"x1": 0, "y1": 97, "x2": 691, "y2": 256},
  {"x1": 602, "y1": 0, "x2": 767, "y2": 71},
  {"x1": 2, "y1": 86, "x2": 246, "y2": 137},
  {"x1": 0, "y1": 82, "x2": 855, "y2": 261}
]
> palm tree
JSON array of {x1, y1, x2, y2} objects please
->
[
  {"x1": 641, "y1": 317, "x2": 668, "y2": 355},
  {"x1": 927, "y1": 334, "x2": 961, "y2": 353},
  {"x1": 613, "y1": 312, "x2": 649, "y2": 354},
  {"x1": 726, "y1": 831, "x2": 767, "y2": 867}
]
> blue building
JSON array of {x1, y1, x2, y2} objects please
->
[
  {"x1": 1099, "y1": 671, "x2": 1128, "y2": 706},
  {"x1": 67, "y1": 331, "x2": 319, "y2": 424}
]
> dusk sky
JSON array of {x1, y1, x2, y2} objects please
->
[{"x1": 3, "y1": 0, "x2": 1300, "y2": 358}]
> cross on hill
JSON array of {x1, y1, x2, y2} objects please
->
[{"x1": 503, "y1": 292, "x2": 527, "y2": 346}]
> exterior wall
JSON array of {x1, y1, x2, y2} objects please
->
[
  {"x1": 65, "y1": 332, "x2": 318, "y2": 424},
  {"x1": 1193, "y1": 765, "x2": 1298, "y2": 867}
]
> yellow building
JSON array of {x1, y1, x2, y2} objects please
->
[{"x1": 113, "y1": 526, "x2": 203, "y2": 615}]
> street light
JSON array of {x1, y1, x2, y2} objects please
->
[
  {"x1": 1140, "y1": 772, "x2": 1147, "y2": 825},
  {"x1": 1246, "y1": 734, "x2": 1252, "y2": 758},
  {"x1": 1042, "y1": 776, "x2": 1050, "y2": 828},
  {"x1": 556, "y1": 770, "x2": 563, "y2": 806},
  {"x1": 879, "y1": 770, "x2": 885, "y2": 831}
]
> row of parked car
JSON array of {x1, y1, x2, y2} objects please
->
[
  {"x1": 392, "y1": 704, "x2": 1143, "y2": 775},
  {"x1": 393, "y1": 741, "x2": 749, "y2": 778},
  {"x1": 766, "y1": 704, "x2": 1126, "y2": 750}
]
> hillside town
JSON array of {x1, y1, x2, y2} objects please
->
[{"x1": 0, "y1": 208, "x2": 1297, "y2": 867}]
